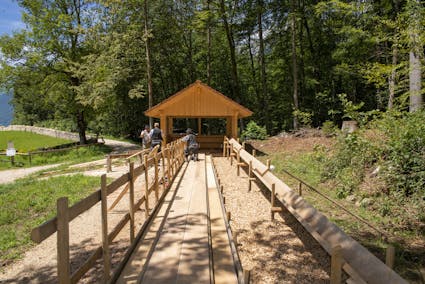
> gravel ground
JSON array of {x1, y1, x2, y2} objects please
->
[
  {"x1": 213, "y1": 156, "x2": 330, "y2": 283},
  {"x1": 0, "y1": 160, "x2": 166, "y2": 283}
]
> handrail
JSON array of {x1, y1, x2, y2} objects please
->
[
  {"x1": 224, "y1": 137, "x2": 407, "y2": 284},
  {"x1": 30, "y1": 138, "x2": 186, "y2": 284}
]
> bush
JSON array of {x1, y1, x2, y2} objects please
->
[{"x1": 241, "y1": 121, "x2": 267, "y2": 140}]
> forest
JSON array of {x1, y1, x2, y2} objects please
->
[{"x1": 0, "y1": 0, "x2": 424, "y2": 142}]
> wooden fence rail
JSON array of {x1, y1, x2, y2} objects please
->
[
  {"x1": 31, "y1": 139, "x2": 185, "y2": 284},
  {"x1": 224, "y1": 137, "x2": 407, "y2": 284}
]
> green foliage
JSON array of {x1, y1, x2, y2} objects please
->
[
  {"x1": 321, "y1": 121, "x2": 339, "y2": 136},
  {"x1": 0, "y1": 175, "x2": 101, "y2": 263},
  {"x1": 324, "y1": 110, "x2": 425, "y2": 198},
  {"x1": 0, "y1": 131, "x2": 71, "y2": 152},
  {"x1": 241, "y1": 121, "x2": 267, "y2": 140}
]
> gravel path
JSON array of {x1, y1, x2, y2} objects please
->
[
  {"x1": 0, "y1": 138, "x2": 140, "y2": 185},
  {"x1": 213, "y1": 156, "x2": 330, "y2": 283}
]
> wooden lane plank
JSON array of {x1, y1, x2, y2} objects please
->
[
  {"x1": 141, "y1": 155, "x2": 210, "y2": 284},
  {"x1": 206, "y1": 155, "x2": 238, "y2": 284},
  {"x1": 175, "y1": 154, "x2": 210, "y2": 284}
]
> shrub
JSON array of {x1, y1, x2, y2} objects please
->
[{"x1": 241, "y1": 121, "x2": 267, "y2": 140}]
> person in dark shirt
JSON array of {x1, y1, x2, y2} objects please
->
[
  {"x1": 149, "y1": 122, "x2": 163, "y2": 151},
  {"x1": 182, "y1": 128, "x2": 199, "y2": 161}
]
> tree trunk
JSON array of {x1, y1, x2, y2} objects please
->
[
  {"x1": 408, "y1": 0, "x2": 423, "y2": 112},
  {"x1": 77, "y1": 110, "x2": 87, "y2": 145},
  {"x1": 388, "y1": 44, "x2": 397, "y2": 109},
  {"x1": 291, "y1": 0, "x2": 299, "y2": 129},
  {"x1": 257, "y1": 0, "x2": 270, "y2": 131},
  {"x1": 144, "y1": 0, "x2": 154, "y2": 127},
  {"x1": 206, "y1": 0, "x2": 212, "y2": 85},
  {"x1": 219, "y1": 0, "x2": 241, "y2": 102}
]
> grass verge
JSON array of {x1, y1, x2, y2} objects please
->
[
  {"x1": 0, "y1": 131, "x2": 72, "y2": 152},
  {"x1": 0, "y1": 174, "x2": 102, "y2": 267}
]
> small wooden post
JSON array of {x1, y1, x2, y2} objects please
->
[
  {"x1": 298, "y1": 182, "x2": 302, "y2": 196},
  {"x1": 167, "y1": 148, "x2": 172, "y2": 179},
  {"x1": 220, "y1": 185, "x2": 224, "y2": 194},
  {"x1": 161, "y1": 151, "x2": 166, "y2": 192},
  {"x1": 101, "y1": 174, "x2": 111, "y2": 282},
  {"x1": 230, "y1": 144, "x2": 234, "y2": 165},
  {"x1": 223, "y1": 141, "x2": 227, "y2": 157},
  {"x1": 154, "y1": 156, "x2": 159, "y2": 202},
  {"x1": 271, "y1": 184, "x2": 276, "y2": 220},
  {"x1": 243, "y1": 269, "x2": 251, "y2": 284},
  {"x1": 144, "y1": 155, "x2": 150, "y2": 218},
  {"x1": 106, "y1": 155, "x2": 112, "y2": 172},
  {"x1": 248, "y1": 161, "x2": 253, "y2": 192},
  {"x1": 129, "y1": 163, "x2": 135, "y2": 243},
  {"x1": 237, "y1": 151, "x2": 241, "y2": 176},
  {"x1": 28, "y1": 153, "x2": 32, "y2": 165},
  {"x1": 223, "y1": 196, "x2": 226, "y2": 204},
  {"x1": 330, "y1": 245, "x2": 342, "y2": 284},
  {"x1": 252, "y1": 149, "x2": 256, "y2": 157},
  {"x1": 226, "y1": 211, "x2": 231, "y2": 222},
  {"x1": 386, "y1": 245, "x2": 395, "y2": 269},
  {"x1": 266, "y1": 159, "x2": 271, "y2": 169},
  {"x1": 57, "y1": 197, "x2": 70, "y2": 284},
  {"x1": 233, "y1": 231, "x2": 238, "y2": 246},
  {"x1": 242, "y1": 142, "x2": 246, "y2": 149}
]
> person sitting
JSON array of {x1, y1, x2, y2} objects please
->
[{"x1": 182, "y1": 128, "x2": 199, "y2": 161}]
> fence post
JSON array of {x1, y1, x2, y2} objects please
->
[
  {"x1": 266, "y1": 159, "x2": 271, "y2": 169},
  {"x1": 330, "y1": 245, "x2": 342, "y2": 284},
  {"x1": 167, "y1": 147, "x2": 173, "y2": 178},
  {"x1": 223, "y1": 140, "x2": 227, "y2": 157},
  {"x1": 248, "y1": 161, "x2": 253, "y2": 192},
  {"x1": 237, "y1": 150, "x2": 241, "y2": 176},
  {"x1": 57, "y1": 197, "x2": 70, "y2": 284},
  {"x1": 243, "y1": 269, "x2": 251, "y2": 284},
  {"x1": 144, "y1": 155, "x2": 150, "y2": 218},
  {"x1": 106, "y1": 155, "x2": 112, "y2": 173},
  {"x1": 129, "y1": 163, "x2": 135, "y2": 243},
  {"x1": 386, "y1": 245, "x2": 395, "y2": 269},
  {"x1": 154, "y1": 155, "x2": 159, "y2": 202},
  {"x1": 271, "y1": 184, "x2": 276, "y2": 220},
  {"x1": 161, "y1": 150, "x2": 167, "y2": 191},
  {"x1": 101, "y1": 174, "x2": 111, "y2": 282},
  {"x1": 230, "y1": 144, "x2": 234, "y2": 165},
  {"x1": 252, "y1": 149, "x2": 256, "y2": 157},
  {"x1": 298, "y1": 182, "x2": 302, "y2": 196}
]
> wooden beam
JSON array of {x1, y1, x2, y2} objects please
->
[{"x1": 57, "y1": 197, "x2": 70, "y2": 284}]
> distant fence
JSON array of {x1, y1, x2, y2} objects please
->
[
  {"x1": 30, "y1": 139, "x2": 185, "y2": 284},
  {"x1": 0, "y1": 125, "x2": 95, "y2": 141},
  {"x1": 223, "y1": 137, "x2": 407, "y2": 284}
]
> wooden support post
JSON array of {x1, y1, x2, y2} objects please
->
[
  {"x1": 220, "y1": 185, "x2": 224, "y2": 194},
  {"x1": 223, "y1": 196, "x2": 226, "y2": 204},
  {"x1": 144, "y1": 155, "x2": 150, "y2": 218},
  {"x1": 252, "y1": 149, "x2": 256, "y2": 157},
  {"x1": 298, "y1": 182, "x2": 302, "y2": 196},
  {"x1": 386, "y1": 245, "x2": 395, "y2": 269},
  {"x1": 243, "y1": 269, "x2": 251, "y2": 284},
  {"x1": 161, "y1": 151, "x2": 166, "y2": 192},
  {"x1": 106, "y1": 155, "x2": 112, "y2": 173},
  {"x1": 233, "y1": 231, "x2": 238, "y2": 246},
  {"x1": 330, "y1": 245, "x2": 342, "y2": 284},
  {"x1": 266, "y1": 159, "x2": 271, "y2": 169},
  {"x1": 223, "y1": 141, "x2": 227, "y2": 157},
  {"x1": 167, "y1": 148, "x2": 172, "y2": 179},
  {"x1": 271, "y1": 184, "x2": 276, "y2": 220},
  {"x1": 101, "y1": 174, "x2": 111, "y2": 282},
  {"x1": 154, "y1": 156, "x2": 159, "y2": 202},
  {"x1": 57, "y1": 197, "x2": 70, "y2": 284},
  {"x1": 237, "y1": 138, "x2": 240, "y2": 143},
  {"x1": 242, "y1": 142, "x2": 246, "y2": 149},
  {"x1": 226, "y1": 211, "x2": 231, "y2": 222},
  {"x1": 129, "y1": 163, "x2": 135, "y2": 243},
  {"x1": 248, "y1": 161, "x2": 253, "y2": 192},
  {"x1": 230, "y1": 144, "x2": 234, "y2": 165},
  {"x1": 237, "y1": 151, "x2": 241, "y2": 176}
]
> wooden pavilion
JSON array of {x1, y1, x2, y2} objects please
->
[{"x1": 144, "y1": 80, "x2": 253, "y2": 149}]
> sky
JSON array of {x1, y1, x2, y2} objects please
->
[{"x1": 0, "y1": 0, "x2": 25, "y2": 36}]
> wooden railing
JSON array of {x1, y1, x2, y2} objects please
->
[
  {"x1": 223, "y1": 137, "x2": 407, "y2": 284},
  {"x1": 31, "y1": 139, "x2": 186, "y2": 284}
]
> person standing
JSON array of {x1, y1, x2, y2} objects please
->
[
  {"x1": 149, "y1": 122, "x2": 163, "y2": 151},
  {"x1": 140, "y1": 125, "x2": 151, "y2": 149}
]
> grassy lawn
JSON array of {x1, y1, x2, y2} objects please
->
[
  {"x1": 0, "y1": 174, "x2": 102, "y2": 267},
  {"x1": 0, "y1": 131, "x2": 72, "y2": 152}
]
